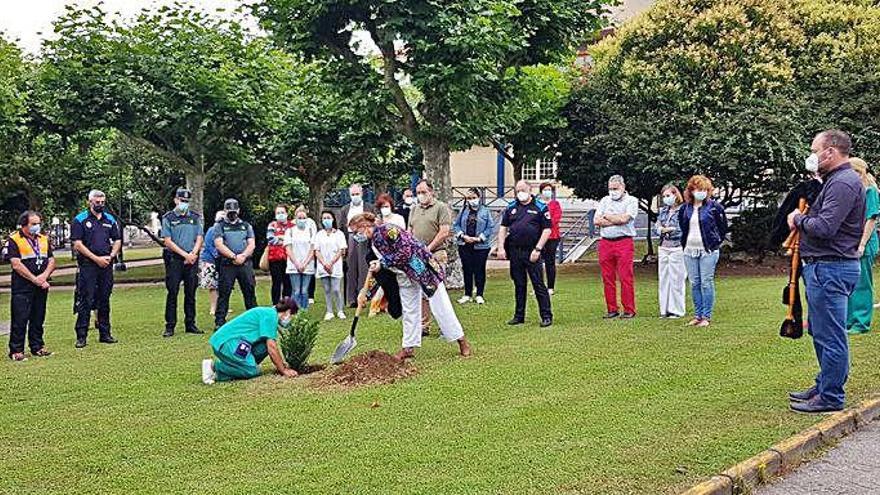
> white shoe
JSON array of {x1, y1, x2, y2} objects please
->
[
  {"x1": 201, "y1": 359, "x2": 216, "y2": 385},
  {"x1": 475, "y1": 296, "x2": 485, "y2": 304},
  {"x1": 324, "y1": 312, "x2": 334, "y2": 321},
  {"x1": 309, "y1": 298, "x2": 315, "y2": 305},
  {"x1": 457, "y1": 295, "x2": 472, "y2": 304},
  {"x1": 548, "y1": 288, "x2": 555, "y2": 296},
  {"x1": 337, "y1": 311, "x2": 346, "y2": 320}
]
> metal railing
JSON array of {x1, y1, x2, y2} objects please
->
[
  {"x1": 450, "y1": 186, "x2": 516, "y2": 211},
  {"x1": 558, "y1": 209, "x2": 596, "y2": 262}
]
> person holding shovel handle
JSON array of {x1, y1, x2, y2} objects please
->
[{"x1": 350, "y1": 213, "x2": 472, "y2": 361}]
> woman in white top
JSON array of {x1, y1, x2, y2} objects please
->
[
  {"x1": 313, "y1": 211, "x2": 348, "y2": 320},
  {"x1": 284, "y1": 206, "x2": 316, "y2": 310},
  {"x1": 375, "y1": 193, "x2": 407, "y2": 229}
]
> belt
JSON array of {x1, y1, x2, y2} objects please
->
[
  {"x1": 601, "y1": 236, "x2": 633, "y2": 242},
  {"x1": 802, "y1": 255, "x2": 854, "y2": 264}
]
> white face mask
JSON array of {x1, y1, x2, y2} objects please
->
[
  {"x1": 542, "y1": 189, "x2": 553, "y2": 199},
  {"x1": 468, "y1": 199, "x2": 480, "y2": 208},
  {"x1": 350, "y1": 195, "x2": 363, "y2": 206},
  {"x1": 417, "y1": 193, "x2": 429, "y2": 205},
  {"x1": 693, "y1": 191, "x2": 708, "y2": 202},
  {"x1": 609, "y1": 190, "x2": 623, "y2": 201},
  {"x1": 516, "y1": 191, "x2": 530, "y2": 202},
  {"x1": 403, "y1": 196, "x2": 414, "y2": 206},
  {"x1": 805, "y1": 153, "x2": 820, "y2": 173},
  {"x1": 380, "y1": 207, "x2": 392, "y2": 217},
  {"x1": 662, "y1": 195, "x2": 675, "y2": 206}
]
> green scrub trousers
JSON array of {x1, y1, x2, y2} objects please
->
[
  {"x1": 847, "y1": 186, "x2": 879, "y2": 334},
  {"x1": 213, "y1": 339, "x2": 269, "y2": 381}
]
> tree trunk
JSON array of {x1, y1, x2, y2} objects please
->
[
  {"x1": 186, "y1": 169, "x2": 207, "y2": 217},
  {"x1": 512, "y1": 156, "x2": 524, "y2": 183},
  {"x1": 420, "y1": 137, "x2": 452, "y2": 203},
  {"x1": 307, "y1": 178, "x2": 330, "y2": 220}
]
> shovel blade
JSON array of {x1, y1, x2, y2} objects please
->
[{"x1": 330, "y1": 335, "x2": 357, "y2": 364}]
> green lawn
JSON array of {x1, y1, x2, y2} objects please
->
[{"x1": 2, "y1": 265, "x2": 880, "y2": 494}]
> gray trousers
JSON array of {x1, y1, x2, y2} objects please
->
[{"x1": 345, "y1": 237, "x2": 370, "y2": 305}]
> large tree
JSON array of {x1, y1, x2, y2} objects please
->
[
  {"x1": 38, "y1": 5, "x2": 289, "y2": 215},
  {"x1": 559, "y1": 0, "x2": 880, "y2": 213},
  {"x1": 254, "y1": 0, "x2": 610, "y2": 202}
]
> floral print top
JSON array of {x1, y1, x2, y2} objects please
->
[{"x1": 371, "y1": 223, "x2": 445, "y2": 296}]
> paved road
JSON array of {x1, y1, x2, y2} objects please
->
[
  {"x1": 0, "y1": 258, "x2": 164, "y2": 286},
  {"x1": 759, "y1": 420, "x2": 880, "y2": 494}
]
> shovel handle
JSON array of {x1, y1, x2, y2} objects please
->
[{"x1": 354, "y1": 272, "x2": 375, "y2": 319}]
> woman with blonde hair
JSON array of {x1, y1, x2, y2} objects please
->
[
  {"x1": 846, "y1": 157, "x2": 879, "y2": 334},
  {"x1": 655, "y1": 184, "x2": 687, "y2": 318},
  {"x1": 677, "y1": 175, "x2": 728, "y2": 327}
]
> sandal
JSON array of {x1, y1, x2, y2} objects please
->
[
  {"x1": 9, "y1": 352, "x2": 27, "y2": 362},
  {"x1": 32, "y1": 348, "x2": 54, "y2": 357}
]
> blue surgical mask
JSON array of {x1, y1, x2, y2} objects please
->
[
  {"x1": 353, "y1": 232, "x2": 367, "y2": 243},
  {"x1": 662, "y1": 195, "x2": 675, "y2": 207},
  {"x1": 28, "y1": 224, "x2": 41, "y2": 236},
  {"x1": 176, "y1": 202, "x2": 189, "y2": 214},
  {"x1": 296, "y1": 219, "x2": 307, "y2": 229},
  {"x1": 276, "y1": 213, "x2": 288, "y2": 222},
  {"x1": 693, "y1": 191, "x2": 708, "y2": 202},
  {"x1": 279, "y1": 315, "x2": 292, "y2": 329},
  {"x1": 322, "y1": 219, "x2": 333, "y2": 229},
  {"x1": 468, "y1": 199, "x2": 480, "y2": 209},
  {"x1": 542, "y1": 189, "x2": 553, "y2": 199}
]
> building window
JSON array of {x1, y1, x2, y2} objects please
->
[{"x1": 522, "y1": 157, "x2": 557, "y2": 182}]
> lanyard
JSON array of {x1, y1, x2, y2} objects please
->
[{"x1": 25, "y1": 234, "x2": 44, "y2": 267}]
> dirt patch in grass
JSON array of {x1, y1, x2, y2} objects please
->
[{"x1": 315, "y1": 350, "x2": 418, "y2": 389}]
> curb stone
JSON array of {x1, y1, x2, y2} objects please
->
[{"x1": 680, "y1": 397, "x2": 880, "y2": 495}]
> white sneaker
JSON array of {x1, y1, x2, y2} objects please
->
[
  {"x1": 457, "y1": 295, "x2": 472, "y2": 304},
  {"x1": 548, "y1": 288, "x2": 555, "y2": 296},
  {"x1": 337, "y1": 311, "x2": 346, "y2": 320},
  {"x1": 324, "y1": 312, "x2": 334, "y2": 321},
  {"x1": 201, "y1": 359, "x2": 216, "y2": 385},
  {"x1": 309, "y1": 298, "x2": 315, "y2": 305},
  {"x1": 475, "y1": 296, "x2": 485, "y2": 304}
]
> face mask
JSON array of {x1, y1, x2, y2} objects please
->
[
  {"x1": 542, "y1": 189, "x2": 553, "y2": 199},
  {"x1": 322, "y1": 219, "x2": 334, "y2": 229},
  {"x1": 28, "y1": 224, "x2": 41, "y2": 236},
  {"x1": 226, "y1": 211, "x2": 239, "y2": 222},
  {"x1": 350, "y1": 195, "x2": 363, "y2": 206},
  {"x1": 353, "y1": 232, "x2": 367, "y2": 243},
  {"x1": 276, "y1": 213, "x2": 288, "y2": 222},
  {"x1": 805, "y1": 153, "x2": 820, "y2": 173},
  {"x1": 693, "y1": 191, "x2": 708, "y2": 202},
  {"x1": 380, "y1": 207, "x2": 392, "y2": 217},
  {"x1": 404, "y1": 197, "x2": 414, "y2": 206},
  {"x1": 176, "y1": 202, "x2": 189, "y2": 214},
  {"x1": 417, "y1": 193, "x2": 429, "y2": 205},
  {"x1": 468, "y1": 199, "x2": 480, "y2": 208},
  {"x1": 92, "y1": 204, "x2": 105, "y2": 214},
  {"x1": 296, "y1": 219, "x2": 306, "y2": 229},
  {"x1": 662, "y1": 195, "x2": 675, "y2": 206},
  {"x1": 516, "y1": 191, "x2": 530, "y2": 202},
  {"x1": 279, "y1": 314, "x2": 292, "y2": 329},
  {"x1": 609, "y1": 190, "x2": 623, "y2": 201}
]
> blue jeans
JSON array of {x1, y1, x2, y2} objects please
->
[
  {"x1": 803, "y1": 260, "x2": 860, "y2": 407},
  {"x1": 289, "y1": 273, "x2": 313, "y2": 310},
  {"x1": 682, "y1": 250, "x2": 720, "y2": 319}
]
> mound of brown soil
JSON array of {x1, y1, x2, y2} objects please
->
[{"x1": 319, "y1": 350, "x2": 417, "y2": 388}]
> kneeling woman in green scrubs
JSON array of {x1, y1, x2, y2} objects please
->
[{"x1": 202, "y1": 298, "x2": 299, "y2": 384}]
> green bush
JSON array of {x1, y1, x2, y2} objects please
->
[
  {"x1": 278, "y1": 312, "x2": 319, "y2": 372},
  {"x1": 730, "y1": 206, "x2": 777, "y2": 258}
]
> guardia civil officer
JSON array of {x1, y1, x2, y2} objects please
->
[
  {"x1": 496, "y1": 180, "x2": 553, "y2": 327},
  {"x1": 5, "y1": 211, "x2": 56, "y2": 361},
  {"x1": 161, "y1": 188, "x2": 204, "y2": 337},
  {"x1": 71, "y1": 190, "x2": 121, "y2": 348},
  {"x1": 213, "y1": 198, "x2": 257, "y2": 330}
]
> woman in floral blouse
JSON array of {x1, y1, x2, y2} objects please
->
[{"x1": 349, "y1": 212, "x2": 472, "y2": 360}]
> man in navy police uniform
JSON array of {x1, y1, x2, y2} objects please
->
[{"x1": 70, "y1": 189, "x2": 121, "y2": 348}]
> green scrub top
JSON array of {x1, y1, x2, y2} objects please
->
[
  {"x1": 209, "y1": 307, "x2": 279, "y2": 351},
  {"x1": 865, "y1": 186, "x2": 879, "y2": 258}
]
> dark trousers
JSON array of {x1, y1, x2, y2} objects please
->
[
  {"x1": 269, "y1": 259, "x2": 292, "y2": 305},
  {"x1": 459, "y1": 245, "x2": 489, "y2": 297},
  {"x1": 74, "y1": 263, "x2": 113, "y2": 339},
  {"x1": 542, "y1": 238, "x2": 560, "y2": 290},
  {"x1": 509, "y1": 246, "x2": 552, "y2": 321},
  {"x1": 215, "y1": 261, "x2": 257, "y2": 327},
  {"x1": 308, "y1": 269, "x2": 316, "y2": 299},
  {"x1": 9, "y1": 287, "x2": 48, "y2": 355},
  {"x1": 164, "y1": 252, "x2": 198, "y2": 331}
]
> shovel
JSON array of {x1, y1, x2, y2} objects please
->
[
  {"x1": 780, "y1": 199, "x2": 808, "y2": 339},
  {"x1": 331, "y1": 273, "x2": 374, "y2": 364}
]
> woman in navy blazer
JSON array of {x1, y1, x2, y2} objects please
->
[{"x1": 454, "y1": 188, "x2": 496, "y2": 304}]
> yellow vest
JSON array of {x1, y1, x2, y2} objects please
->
[{"x1": 10, "y1": 231, "x2": 50, "y2": 260}]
